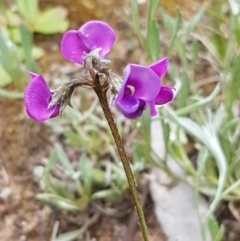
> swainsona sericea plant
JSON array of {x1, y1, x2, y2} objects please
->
[{"x1": 24, "y1": 20, "x2": 175, "y2": 241}]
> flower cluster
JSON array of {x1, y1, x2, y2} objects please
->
[
  {"x1": 24, "y1": 20, "x2": 174, "y2": 122},
  {"x1": 114, "y1": 58, "x2": 174, "y2": 119}
]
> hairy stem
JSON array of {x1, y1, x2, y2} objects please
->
[{"x1": 93, "y1": 73, "x2": 149, "y2": 241}]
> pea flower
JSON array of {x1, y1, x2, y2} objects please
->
[
  {"x1": 61, "y1": 20, "x2": 116, "y2": 65},
  {"x1": 24, "y1": 71, "x2": 60, "y2": 123},
  {"x1": 114, "y1": 58, "x2": 174, "y2": 119}
]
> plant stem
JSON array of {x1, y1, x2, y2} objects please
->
[{"x1": 93, "y1": 73, "x2": 149, "y2": 241}]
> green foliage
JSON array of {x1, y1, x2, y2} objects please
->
[
  {"x1": 35, "y1": 141, "x2": 143, "y2": 210},
  {"x1": 16, "y1": 0, "x2": 69, "y2": 34},
  {"x1": 146, "y1": 0, "x2": 161, "y2": 61},
  {"x1": 36, "y1": 92, "x2": 145, "y2": 212},
  {"x1": 130, "y1": 0, "x2": 240, "y2": 238},
  {"x1": 0, "y1": 32, "x2": 26, "y2": 89},
  {"x1": 208, "y1": 217, "x2": 225, "y2": 241},
  {"x1": 0, "y1": 0, "x2": 69, "y2": 91}
]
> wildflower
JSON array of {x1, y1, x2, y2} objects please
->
[
  {"x1": 61, "y1": 20, "x2": 116, "y2": 65},
  {"x1": 24, "y1": 71, "x2": 60, "y2": 123},
  {"x1": 114, "y1": 58, "x2": 174, "y2": 119}
]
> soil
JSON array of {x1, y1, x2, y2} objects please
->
[{"x1": 1, "y1": 0, "x2": 239, "y2": 241}]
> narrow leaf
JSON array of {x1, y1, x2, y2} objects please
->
[
  {"x1": 167, "y1": 9, "x2": 182, "y2": 55},
  {"x1": 165, "y1": 107, "x2": 227, "y2": 217},
  {"x1": 176, "y1": 72, "x2": 190, "y2": 110},
  {"x1": 176, "y1": 83, "x2": 220, "y2": 116},
  {"x1": 146, "y1": 0, "x2": 161, "y2": 61},
  {"x1": 56, "y1": 228, "x2": 85, "y2": 241},
  {"x1": 0, "y1": 65, "x2": 12, "y2": 87},
  {"x1": 130, "y1": 0, "x2": 146, "y2": 49},
  {"x1": 19, "y1": 24, "x2": 39, "y2": 72},
  {"x1": 183, "y1": 9, "x2": 205, "y2": 42},
  {"x1": 54, "y1": 143, "x2": 73, "y2": 171}
]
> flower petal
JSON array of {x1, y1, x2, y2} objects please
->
[
  {"x1": 24, "y1": 73, "x2": 60, "y2": 122},
  {"x1": 61, "y1": 30, "x2": 87, "y2": 64},
  {"x1": 147, "y1": 101, "x2": 158, "y2": 116},
  {"x1": 117, "y1": 96, "x2": 146, "y2": 119},
  {"x1": 148, "y1": 57, "x2": 169, "y2": 78},
  {"x1": 155, "y1": 85, "x2": 175, "y2": 105},
  {"x1": 114, "y1": 64, "x2": 160, "y2": 104},
  {"x1": 77, "y1": 21, "x2": 116, "y2": 57}
]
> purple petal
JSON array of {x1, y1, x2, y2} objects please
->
[
  {"x1": 148, "y1": 57, "x2": 169, "y2": 78},
  {"x1": 155, "y1": 85, "x2": 175, "y2": 105},
  {"x1": 24, "y1": 72, "x2": 60, "y2": 122},
  {"x1": 114, "y1": 64, "x2": 160, "y2": 104},
  {"x1": 61, "y1": 30, "x2": 87, "y2": 64},
  {"x1": 117, "y1": 96, "x2": 146, "y2": 119},
  {"x1": 147, "y1": 101, "x2": 158, "y2": 116},
  {"x1": 77, "y1": 21, "x2": 116, "y2": 57}
]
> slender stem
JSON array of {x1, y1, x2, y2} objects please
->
[{"x1": 93, "y1": 74, "x2": 149, "y2": 241}]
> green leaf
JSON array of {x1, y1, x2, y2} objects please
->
[
  {"x1": 191, "y1": 40, "x2": 200, "y2": 73},
  {"x1": 130, "y1": 0, "x2": 146, "y2": 50},
  {"x1": 0, "y1": 32, "x2": 25, "y2": 89},
  {"x1": 0, "y1": 65, "x2": 12, "y2": 87},
  {"x1": 162, "y1": 119, "x2": 170, "y2": 150},
  {"x1": 176, "y1": 72, "x2": 190, "y2": 110},
  {"x1": 37, "y1": 193, "x2": 80, "y2": 211},
  {"x1": 147, "y1": 19, "x2": 160, "y2": 61},
  {"x1": 5, "y1": 10, "x2": 21, "y2": 27},
  {"x1": 219, "y1": 137, "x2": 231, "y2": 163},
  {"x1": 19, "y1": 24, "x2": 39, "y2": 72},
  {"x1": 208, "y1": 217, "x2": 225, "y2": 241},
  {"x1": 32, "y1": 46, "x2": 45, "y2": 60},
  {"x1": 0, "y1": 88, "x2": 23, "y2": 99},
  {"x1": 137, "y1": 111, "x2": 152, "y2": 154},
  {"x1": 167, "y1": 9, "x2": 182, "y2": 55},
  {"x1": 212, "y1": 105, "x2": 226, "y2": 132},
  {"x1": 227, "y1": 55, "x2": 240, "y2": 107},
  {"x1": 214, "y1": 225, "x2": 225, "y2": 241},
  {"x1": 8, "y1": 28, "x2": 21, "y2": 44},
  {"x1": 91, "y1": 188, "x2": 121, "y2": 200},
  {"x1": 92, "y1": 169, "x2": 105, "y2": 184},
  {"x1": 196, "y1": 147, "x2": 209, "y2": 180},
  {"x1": 161, "y1": 9, "x2": 175, "y2": 34},
  {"x1": 44, "y1": 149, "x2": 58, "y2": 172},
  {"x1": 176, "y1": 83, "x2": 220, "y2": 116},
  {"x1": 146, "y1": 0, "x2": 161, "y2": 61},
  {"x1": 56, "y1": 228, "x2": 85, "y2": 241},
  {"x1": 79, "y1": 155, "x2": 93, "y2": 196},
  {"x1": 54, "y1": 143, "x2": 73, "y2": 172},
  {"x1": 169, "y1": 142, "x2": 195, "y2": 175},
  {"x1": 165, "y1": 107, "x2": 227, "y2": 217},
  {"x1": 193, "y1": 32, "x2": 224, "y2": 66},
  {"x1": 34, "y1": 7, "x2": 69, "y2": 34},
  {"x1": 16, "y1": 0, "x2": 38, "y2": 25},
  {"x1": 183, "y1": 9, "x2": 205, "y2": 43},
  {"x1": 235, "y1": 25, "x2": 240, "y2": 46},
  {"x1": 64, "y1": 130, "x2": 82, "y2": 146}
]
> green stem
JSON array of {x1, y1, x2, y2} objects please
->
[{"x1": 93, "y1": 73, "x2": 149, "y2": 241}]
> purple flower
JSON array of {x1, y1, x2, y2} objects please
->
[
  {"x1": 61, "y1": 21, "x2": 116, "y2": 65},
  {"x1": 114, "y1": 58, "x2": 175, "y2": 119},
  {"x1": 24, "y1": 71, "x2": 60, "y2": 123}
]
